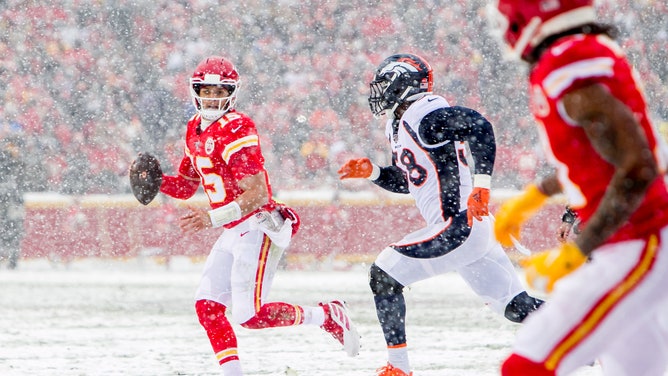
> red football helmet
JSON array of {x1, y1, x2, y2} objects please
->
[
  {"x1": 493, "y1": 0, "x2": 596, "y2": 62},
  {"x1": 189, "y1": 56, "x2": 240, "y2": 121}
]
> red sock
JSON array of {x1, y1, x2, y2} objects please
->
[
  {"x1": 240, "y1": 302, "x2": 304, "y2": 329},
  {"x1": 502, "y1": 353, "x2": 555, "y2": 376},
  {"x1": 195, "y1": 299, "x2": 239, "y2": 365}
]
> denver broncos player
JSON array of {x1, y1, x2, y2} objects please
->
[
  {"x1": 159, "y1": 56, "x2": 360, "y2": 375},
  {"x1": 490, "y1": 1, "x2": 668, "y2": 374},
  {"x1": 338, "y1": 53, "x2": 543, "y2": 376}
]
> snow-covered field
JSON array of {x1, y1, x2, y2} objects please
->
[{"x1": 0, "y1": 257, "x2": 601, "y2": 376}]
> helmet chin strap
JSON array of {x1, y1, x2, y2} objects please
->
[
  {"x1": 389, "y1": 86, "x2": 415, "y2": 117},
  {"x1": 389, "y1": 91, "x2": 431, "y2": 119},
  {"x1": 388, "y1": 103, "x2": 399, "y2": 120}
]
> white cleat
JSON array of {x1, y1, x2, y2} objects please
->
[{"x1": 319, "y1": 300, "x2": 361, "y2": 357}]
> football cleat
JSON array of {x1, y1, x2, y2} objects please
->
[
  {"x1": 376, "y1": 363, "x2": 413, "y2": 376},
  {"x1": 319, "y1": 300, "x2": 360, "y2": 357}
]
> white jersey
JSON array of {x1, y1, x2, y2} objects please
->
[{"x1": 384, "y1": 95, "x2": 472, "y2": 225}]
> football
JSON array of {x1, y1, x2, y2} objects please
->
[{"x1": 128, "y1": 152, "x2": 163, "y2": 205}]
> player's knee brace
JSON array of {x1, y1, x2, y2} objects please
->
[
  {"x1": 369, "y1": 263, "x2": 404, "y2": 296},
  {"x1": 504, "y1": 291, "x2": 544, "y2": 323}
]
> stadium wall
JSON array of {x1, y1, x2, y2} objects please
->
[{"x1": 21, "y1": 190, "x2": 566, "y2": 267}]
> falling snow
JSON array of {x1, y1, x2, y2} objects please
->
[
  {"x1": 1, "y1": 1, "x2": 667, "y2": 375},
  {"x1": 0, "y1": 257, "x2": 603, "y2": 376}
]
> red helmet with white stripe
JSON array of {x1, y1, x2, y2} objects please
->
[
  {"x1": 190, "y1": 56, "x2": 240, "y2": 121},
  {"x1": 493, "y1": 0, "x2": 596, "y2": 62}
]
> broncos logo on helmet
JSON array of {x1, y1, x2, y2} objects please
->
[{"x1": 368, "y1": 53, "x2": 434, "y2": 118}]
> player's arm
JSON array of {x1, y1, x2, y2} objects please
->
[
  {"x1": 179, "y1": 137, "x2": 270, "y2": 234},
  {"x1": 419, "y1": 106, "x2": 496, "y2": 177},
  {"x1": 520, "y1": 84, "x2": 658, "y2": 292},
  {"x1": 562, "y1": 83, "x2": 659, "y2": 256},
  {"x1": 160, "y1": 155, "x2": 200, "y2": 199},
  {"x1": 338, "y1": 157, "x2": 409, "y2": 194},
  {"x1": 372, "y1": 164, "x2": 410, "y2": 194},
  {"x1": 419, "y1": 107, "x2": 495, "y2": 224},
  {"x1": 234, "y1": 171, "x2": 270, "y2": 215},
  {"x1": 456, "y1": 107, "x2": 496, "y2": 179},
  {"x1": 179, "y1": 171, "x2": 269, "y2": 234}
]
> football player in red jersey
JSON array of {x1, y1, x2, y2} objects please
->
[
  {"x1": 158, "y1": 56, "x2": 360, "y2": 375},
  {"x1": 339, "y1": 53, "x2": 543, "y2": 376},
  {"x1": 490, "y1": 1, "x2": 668, "y2": 375}
]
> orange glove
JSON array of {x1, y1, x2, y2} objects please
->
[
  {"x1": 493, "y1": 184, "x2": 548, "y2": 246},
  {"x1": 467, "y1": 187, "x2": 490, "y2": 226},
  {"x1": 338, "y1": 158, "x2": 373, "y2": 179},
  {"x1": 521, "y1": 242, "x2": 587, "y2": 293}
]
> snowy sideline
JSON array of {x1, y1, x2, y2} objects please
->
[{"x1": 0, "y1": 257, "x2": 600, "y2": 376}]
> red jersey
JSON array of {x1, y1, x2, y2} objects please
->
[
  {"x1": 160, "y1": 110, "x2": 275, "y2": 228},
  {"x1": 529, "y1": 34, "x2": 668, "y2": 244}
]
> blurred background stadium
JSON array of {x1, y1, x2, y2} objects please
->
[{"x1": 1, "y1": 0, "x2": 666, "y2": 268}]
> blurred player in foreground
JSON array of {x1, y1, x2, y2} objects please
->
[
  {"x1": 490, "y1": 0, "x2": 668, "y2": 374},
  {"x1": 155, "y1": 56, "x2": 360, "y2": 375},
  {"x1": 338, "y1": 53, "x2": 543, "y2": 376}
]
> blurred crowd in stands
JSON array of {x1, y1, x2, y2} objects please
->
[{"x1": 1, "y1": 0, "x2": 667, "y2": 196}]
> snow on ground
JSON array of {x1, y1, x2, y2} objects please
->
[{"x1": 0, "y1": 257, "x2": 601, "y2": 376}]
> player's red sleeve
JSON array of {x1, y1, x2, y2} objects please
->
[
  {"x1": 160, "y1": 156, "x2": 201, "y2": 199},
  {"x1": 220, "y1": 115, "x2": 266, "y2": 181},
  {"x1": 228, "y1": 145, "x2": 264, "y2": 181}
]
